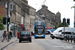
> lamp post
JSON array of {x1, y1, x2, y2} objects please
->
[
  {"x1": 7, "y1": 0, "x2": 10, "y2": 32},
  {"x1": 13, "y1": 22, "x2": 16, "y2": 37},
  {"x1": 71, "y1": 4, "x2": 75, "y2": 27}
]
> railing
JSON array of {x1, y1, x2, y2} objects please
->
[{"x1": 64, "y1": 35, "x2": 75, "y2": 43}]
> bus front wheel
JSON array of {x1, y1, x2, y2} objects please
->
[{"x1": 35, "y1": 37, "x2": 37, "y2": 39}]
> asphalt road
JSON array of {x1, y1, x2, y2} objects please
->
[{"x1": 3, "y1": 35, "x2": 75, "y2": 50}]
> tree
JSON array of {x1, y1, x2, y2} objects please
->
[
  {"x1": 55, "y1": 22, "x2": 68, "y2": 29},
  {"x1": 55, "y1": 24, "x2": 58, "y2": 29},
  {"x1": 0, "y1": 23, "x2": 5, "y2": 30},
  {"x1": 0, "y1": 13, "x2": 3, "y2": 23},
  {"x1": 59, "y1": 22, "x2": 68, "y2": 27},
  {"x1": 0, "y1": 13, "x2": 5, "y2": 30}
]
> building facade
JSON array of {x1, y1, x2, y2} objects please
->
[
  {"x1": 0, "y1": 0, "x2": 36, "y2": 32},
  {"x1": 36, "y1": 5, "x2": 61, "y2": 28},
  {"x1": 55, "y1": 11, "x2": 61, "y2": 26},
  {"x1": 36, "y1": 5, "x2": 55, "y2": 28}
]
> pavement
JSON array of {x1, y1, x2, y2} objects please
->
[
  {"x1": 0, "y1": 37, "x2": 17, "y2": 50},
  {"x1": 62, "y1": 40, "x2": 75, "y2": 45},
  {"x1": 0, "y1": 36, "x2": 75, "y2": 50},
  {"x1": 5, "y1": 35, "x2": 75, "y2": 50}
]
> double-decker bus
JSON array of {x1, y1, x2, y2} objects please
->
[{"x1": 34, "y1": 20, "x2": 45, "y2": 38}]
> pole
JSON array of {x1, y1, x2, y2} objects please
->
[
  {"x1": 71, "y1": 4, "x2": 75, "y2": 27},
  {"x1": 64, "y1": 18, "x2": 65, "y2": 35},
  {"x1": 74, "y1": 4, "x2": 75, "y2": 27},
  {"x1": 13, "y1": 23, "x2": 16, "y2": 37},
  {"x1": 7, "y1": 0, "x2": 9, "y2": 32}
]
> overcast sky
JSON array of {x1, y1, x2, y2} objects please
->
[{"x1": 28, "y1": 0, "x2": 75, "y2": 27}]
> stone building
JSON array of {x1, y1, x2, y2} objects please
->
[
  {"x1": 0, "y1": 0, "x2": 6, "y2": 6},
  {"x1": 10, "y1": 0, "x2": 36, "y2": 32},
  {"x1": 36, "y1": 5, "x2": 61, "y2": 28},
  {"x1": 0, "y1": 0, "x2": 7, "y2": 18},
  {"x1": 21, "y1": 0, "x2": 36, "y2": 32},
  {"x1": 36, "y1": 5, "x2": 55, "y2": 28},
  {"x1": 55, "y1": 11, "x2": 61, "y2": 26},
  {"x1": 0, "y1": 0, "x2": 36, "y2": 32}
]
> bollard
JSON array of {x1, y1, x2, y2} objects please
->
[
  {"x1": 74, "y1": 36, "x2": 75, "y2": 43},
  {"x1": 71, "y1": 36, "x2": 72, "y2": 43},
  {"x1": 68, "y1": 36, "x2": 69, "y2": 42},
  {"x1": 66, "y1": 36, "x2": 67, "y2": 41}
]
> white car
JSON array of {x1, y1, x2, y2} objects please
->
[{"x1": 51, "y1": 27, "x2": 75, "y2": 40}]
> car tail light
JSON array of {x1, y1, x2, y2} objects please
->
[
  {"x1": 30, "y1": 34, "x2": 31, "y2": 37},
  {"x1": 17, "y1": 32, "x2": 21, "y2": 37}
]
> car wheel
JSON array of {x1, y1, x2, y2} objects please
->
[
  {"x1": 52, "y1": 37, "x2": 54, "y2": 39},
  {"x1": 29, "y1": 40, "x2": 32, "y2": 42},
  {"x1": 43, "y1": 37, "x2": 45, "y2": 39},
  {"x1": 48, "y1": 31, "x2": 50, "y2": 34},
  {"x1": 19, "y1": 40, "x2": 21, "y2": 43},
  {"x1": 60, "y1": 38, "x2": 63, "y2": 40},
  {"x1": 56, "y1": 37, "x2": 58, "y2": 39}
]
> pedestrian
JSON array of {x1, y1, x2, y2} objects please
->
[
  {"x1": 9, "y1": 31, "x2": 12, "y2": 40},
  {"x1": 2, "y1": 31, "x2": 8, "y2": 42},
  {"x1": 7, "y1": 31, "x2": 10, "y2": 40}
]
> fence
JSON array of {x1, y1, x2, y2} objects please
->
[{"x1": 64, "y1": 35, "x2": 75, "y2": 43}]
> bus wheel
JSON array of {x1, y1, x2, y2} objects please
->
[
  {"x1": 19, "y1": 40, "x2": 21, "y2": 43},
  {"x1": 29, "y1": 40, "x2": 32, "y2": 42},
  {"x1": 35, "y1": 37, "x2": 37, "y2": 39},
  {"x1": 42, "y1": 37, "x2": 45, "y2": 39},
  {"x1": 52, "y1": 37, "x2": 54, "y2": 39}
]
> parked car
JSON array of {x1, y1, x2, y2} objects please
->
[
  {"x1": 50, "y1": 27, "x2": 75, "y2": 40},
  {"x1": 19, "y1": 31, "x2": 32, "y2": 43}
]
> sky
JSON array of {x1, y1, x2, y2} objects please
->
[{"x1": 28, "y1": 0, "x2": 75, "y2": 28}]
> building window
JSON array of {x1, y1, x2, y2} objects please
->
[
  {"x1": 39, "y1": 13, "x2": 42, "y2": 15},
  {"x1": 10, "y1": 11, "x2": 12, "y2": 16},
  {"x1": 10, "y1": 3, "x2": 13, "y2": 10}
]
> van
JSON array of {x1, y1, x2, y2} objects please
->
[{"x1": 50, "y1": 27, "x2": 75, "y2": 40}]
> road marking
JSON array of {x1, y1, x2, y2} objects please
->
[{"x1": 3, "y1": 49, "x2": 7, "y2": 50}]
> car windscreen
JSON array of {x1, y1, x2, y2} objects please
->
[{"x1": 21, "y1": 32, "x2": 30, "y2": 35}]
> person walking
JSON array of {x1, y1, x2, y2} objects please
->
[
  {"x1": 7, "y1": 31, "x2": 10, "y2": 41},
  {"x1": 9, "y1": 31, "x2": 12, "y2": 40},
  {"x1": 2, "y1": 31, "x2": 8, "y2": 42}
]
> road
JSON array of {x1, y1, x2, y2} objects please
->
[{"x1": 3, "y1": 35, "x2": 75, "y2": 50}]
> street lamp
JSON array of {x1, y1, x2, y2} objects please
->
[
  {"x1": 71, "y1": 4, "x2": 75, "y2": 27},
  {"x1": 6, "y1": 0, "x2": 10, "y2": 32}
]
